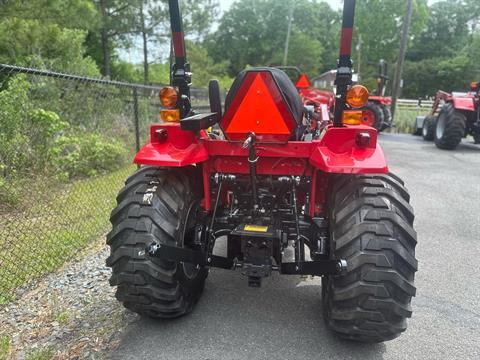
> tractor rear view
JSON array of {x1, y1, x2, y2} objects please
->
[
  {"x1": 418, "y1": 83, "x2": 480, "y2": 149},
  {"x1": 106, "y1": 0, "x2": 417, "y2": 343}
]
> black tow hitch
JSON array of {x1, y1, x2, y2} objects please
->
[{"x1": 146, "y1": 242, "x2": 347, "y2": 278}]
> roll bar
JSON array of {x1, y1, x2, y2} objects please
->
[{"x1": 333, "y1": 0, "x2": 356, "y2": 127}]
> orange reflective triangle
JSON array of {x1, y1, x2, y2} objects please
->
[
  {"x1": 295, "y1": 74, "x2": 311, "y2": 88},
  {"x1": 226, "y1": 73, "x2": 291, "y2": 135}
]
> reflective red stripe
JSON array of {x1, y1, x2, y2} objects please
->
[
  {"x1": 340, "y1": 28, "x2": 353, "y2": 56},
  {"x1": 172, "y1": 31, "x2": 185, "y2": 57}
]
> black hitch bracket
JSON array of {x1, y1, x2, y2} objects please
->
[
  {"x1": 146, "y1": 242, "x2": 234, "y2": 270},
  {"x1": 281, "y1": 259, "x2": 347, "y2": 276}
]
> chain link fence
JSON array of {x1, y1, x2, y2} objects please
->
[{"x1": 0, "y1": 64, "x2": 210, "y2": 304}]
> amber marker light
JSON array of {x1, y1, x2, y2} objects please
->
[
  {"x1": 159, "y1": 86, "x2": 178, "y2": 108},
  {"x1": 342, "y1": 110, "x2": 363, "y2": 125},
  {"x1": 346, "y1": 85, "x2": 369, "y2": 108},
  {"x1": 160, "y1": 109, "x2": 180, "y2": 122}
]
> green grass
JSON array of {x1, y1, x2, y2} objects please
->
[
  {"x1": 0, "y1": 336, "x2": 11, "y2": 360},
  {"x1": 0, "y1": 165, "x2": 135, "y2": 304},
  {"x1": 25, "y1": 347, "x2": 55, "y2": 360},
  {"x1": 392, "y1": 106, "x2": 428, "y2": 134}
]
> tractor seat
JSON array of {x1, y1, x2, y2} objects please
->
[{"x1": 221, "y1": 67, "x2": 305, "y2": 141}]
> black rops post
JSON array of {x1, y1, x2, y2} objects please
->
[
  {"x1": 168, "y1": 0, "x2": 191, "y2": 118},
  {"x1": 333, "y1": 0, "x2": 356, "y2": 127}
]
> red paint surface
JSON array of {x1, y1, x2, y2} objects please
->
[
  {"x1": 172, "y1": 32, "x2": 185, "y2": 57},
  {"x1": 134, "y1": 123, "x2": 208, "y2": 166},
  {"x1": 362, "y1": 109, "x2": 376, "y2": 127},
  {"x1": 135, "y1": 123, "x2": 388, "y2": 212},
  {"x1": 368, "y1": 95, "x2": 392, "y2": 106},
  {"x1": 340, "y1": 28, "x2": 353, "y2": 56},
  {"x1": 452, "y1": 96, "x2": 475, "y2": 111}
]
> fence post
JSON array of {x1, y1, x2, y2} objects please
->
[{"x1": 133, "y1": 88, "x2": 140, "y2": 153}]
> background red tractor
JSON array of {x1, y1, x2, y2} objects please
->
[
  {"x1": 276, "y1": 66, "x2": 335, "y2": 123},
  {"x1": 417, "y1": 83, "x2": 480, "y2": 149},
  {"x1": 360, "y1": 59, "x2": 392, "y2": 131},
  {"x1": 106, "y1": 0, "x2": 417, "y2": 343}
]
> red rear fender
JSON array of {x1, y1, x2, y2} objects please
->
[
  {"x1": 452, "y1": 96, "x2": 475, "y2": 112},
  {"x1": 309, "y1": 126, "x2": 388, "y2": 174},
  {"x1": 134, "y1": 123, "x2": 209, "y2": 167}
]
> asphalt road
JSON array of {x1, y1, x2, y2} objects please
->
[{"x1": 110, "y1": 134, "x2": 480, "y2": 360}]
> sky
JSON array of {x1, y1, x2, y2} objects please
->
[{"x1": 218, "y1": 0, "x2": 341, "y2": 12}]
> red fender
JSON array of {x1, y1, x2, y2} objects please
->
[
  {"x1": 134, "y1": 123, "x2": 209, "y2": 166},
  {"x1": 368, "y1": 95, "x2": 392, "y2": 106},
  {"x1": 309, "y1": 126, "x2": 388, "y2": 174},
  {"x1": 452, "y1": 96, "x2": 475, "y2": 112}
]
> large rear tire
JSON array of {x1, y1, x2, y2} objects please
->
[
  {"x1": 434, "y1": 103, "x2": 465, "y2": 149},
  {"x1": 322, "y1": 174, "x2": 417, "y2": 342},
  {"x1": 106, "y1": 166, "x2": 207, "y2": 318},
  {"x1": 380, "y1": 104, "x2": 392, "y2": 131}
]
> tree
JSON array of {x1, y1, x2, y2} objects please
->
[
  {"x1": 207, "y1": 0, "x2": 333, "y2": 77},
  {"x1": 94, "y1": 0, "x2": 137, "y2": 77}
]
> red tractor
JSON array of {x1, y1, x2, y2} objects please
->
[
  {"x1": 418, "y1": 84, "x2": 480, "y2": 149},
  {"x1": 276, "y1": 66, "x2": 335, "y2": 123},
  {"x1": 360, "y1": 60, "x2": 392, "y2": 131},
  {"x1": 106, "y1": 0, "x2": 417, "y2": 343}
]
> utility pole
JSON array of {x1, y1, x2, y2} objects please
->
[
  {"x1": 391, "y1": 0, "x2": 413, "y2": 121},
  {"x1": 357, "y1": 34, "x2": 362, "y2": 81},
  {"x1": 283, "y1": 1, "x2": 295, "y2": 66}
]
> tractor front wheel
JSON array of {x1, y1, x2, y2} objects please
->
[
  {"x1": 106, "y1": 166, "x2": 208, "y2": 318},
  {"x1": 322, "y1": 173, "x2": 417, "y2": 342},
  {"x1": 422, "y1": 115, "x2": 435, "y2": 141},
  {"x1": 434, "y1": 103, "x2": 466, "y2": 149}
]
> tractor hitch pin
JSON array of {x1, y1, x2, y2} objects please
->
[{"x1": 243, "y1": 132, "x2": 259, "y2": 211}]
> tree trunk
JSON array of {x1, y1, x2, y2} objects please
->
[
  {"x1": 100, "y1": 0, "x2": 111, "y2": 77},
  {"x1": 140, "y1": 0, "x2": 149, "y2": 85}
]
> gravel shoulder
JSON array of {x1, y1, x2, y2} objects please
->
[{"x1": 0, "y1": 239, "x2": 136, "y2": 359}]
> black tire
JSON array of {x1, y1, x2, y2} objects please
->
[
  {"x1": 473, "y1": 130, "x2": 480, "y2": 144},
  {"x1": 380, "y1": 104, "x2": 392, "y2": 131},
  {"x1": 106, "y1": 166, "x2": 208, "y2": 318},
  {"x1": 422, "y1": 115, "x2": 435, "y2": 141},
  {"x1": 361, "y1": 102, "x2": 385, "y2": 131},
  {"x1": 322, "y1": 173, "x2": 417, "y2": 342},
  {"x1": 434, "y1": 103, "x2": 466, "y2": 150}
]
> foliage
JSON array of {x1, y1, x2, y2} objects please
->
[
  {"x1": 0, "y1": 165, "x2": 135, "y2": 303},
  {"x1": 0, "y1": 18, "x2": 100, "y2": 76},
  {"x1": 50, "y1": 134, "x2": 127, "y2": 180},
  {"x1": 187, "y1": 41, "x2": 232, "y2": 89}
]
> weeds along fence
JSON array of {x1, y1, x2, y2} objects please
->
[
  {"x1": 394, "y1": 99, "x2": 433, "y2": 133},
  {"x1": 0, "y1": 64, "x2": 210, "y2": 304}
]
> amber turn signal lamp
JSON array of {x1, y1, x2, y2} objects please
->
[
  {"x1": 159, "y1": 86, "x2": 178, "y2": 108},
  {"x1": 342, "y1": 110, "x2": 363, "y2": 125},
  {"x1": 160, "y1": 109, "x2": 180, "y2": 122},
  {"x1": 346, "y1": 85, "x2": 369, "y2": 108}
]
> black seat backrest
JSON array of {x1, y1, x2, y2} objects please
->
[{"x1": 208, "y1": 79, "x2": 222, "y2": 117}]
